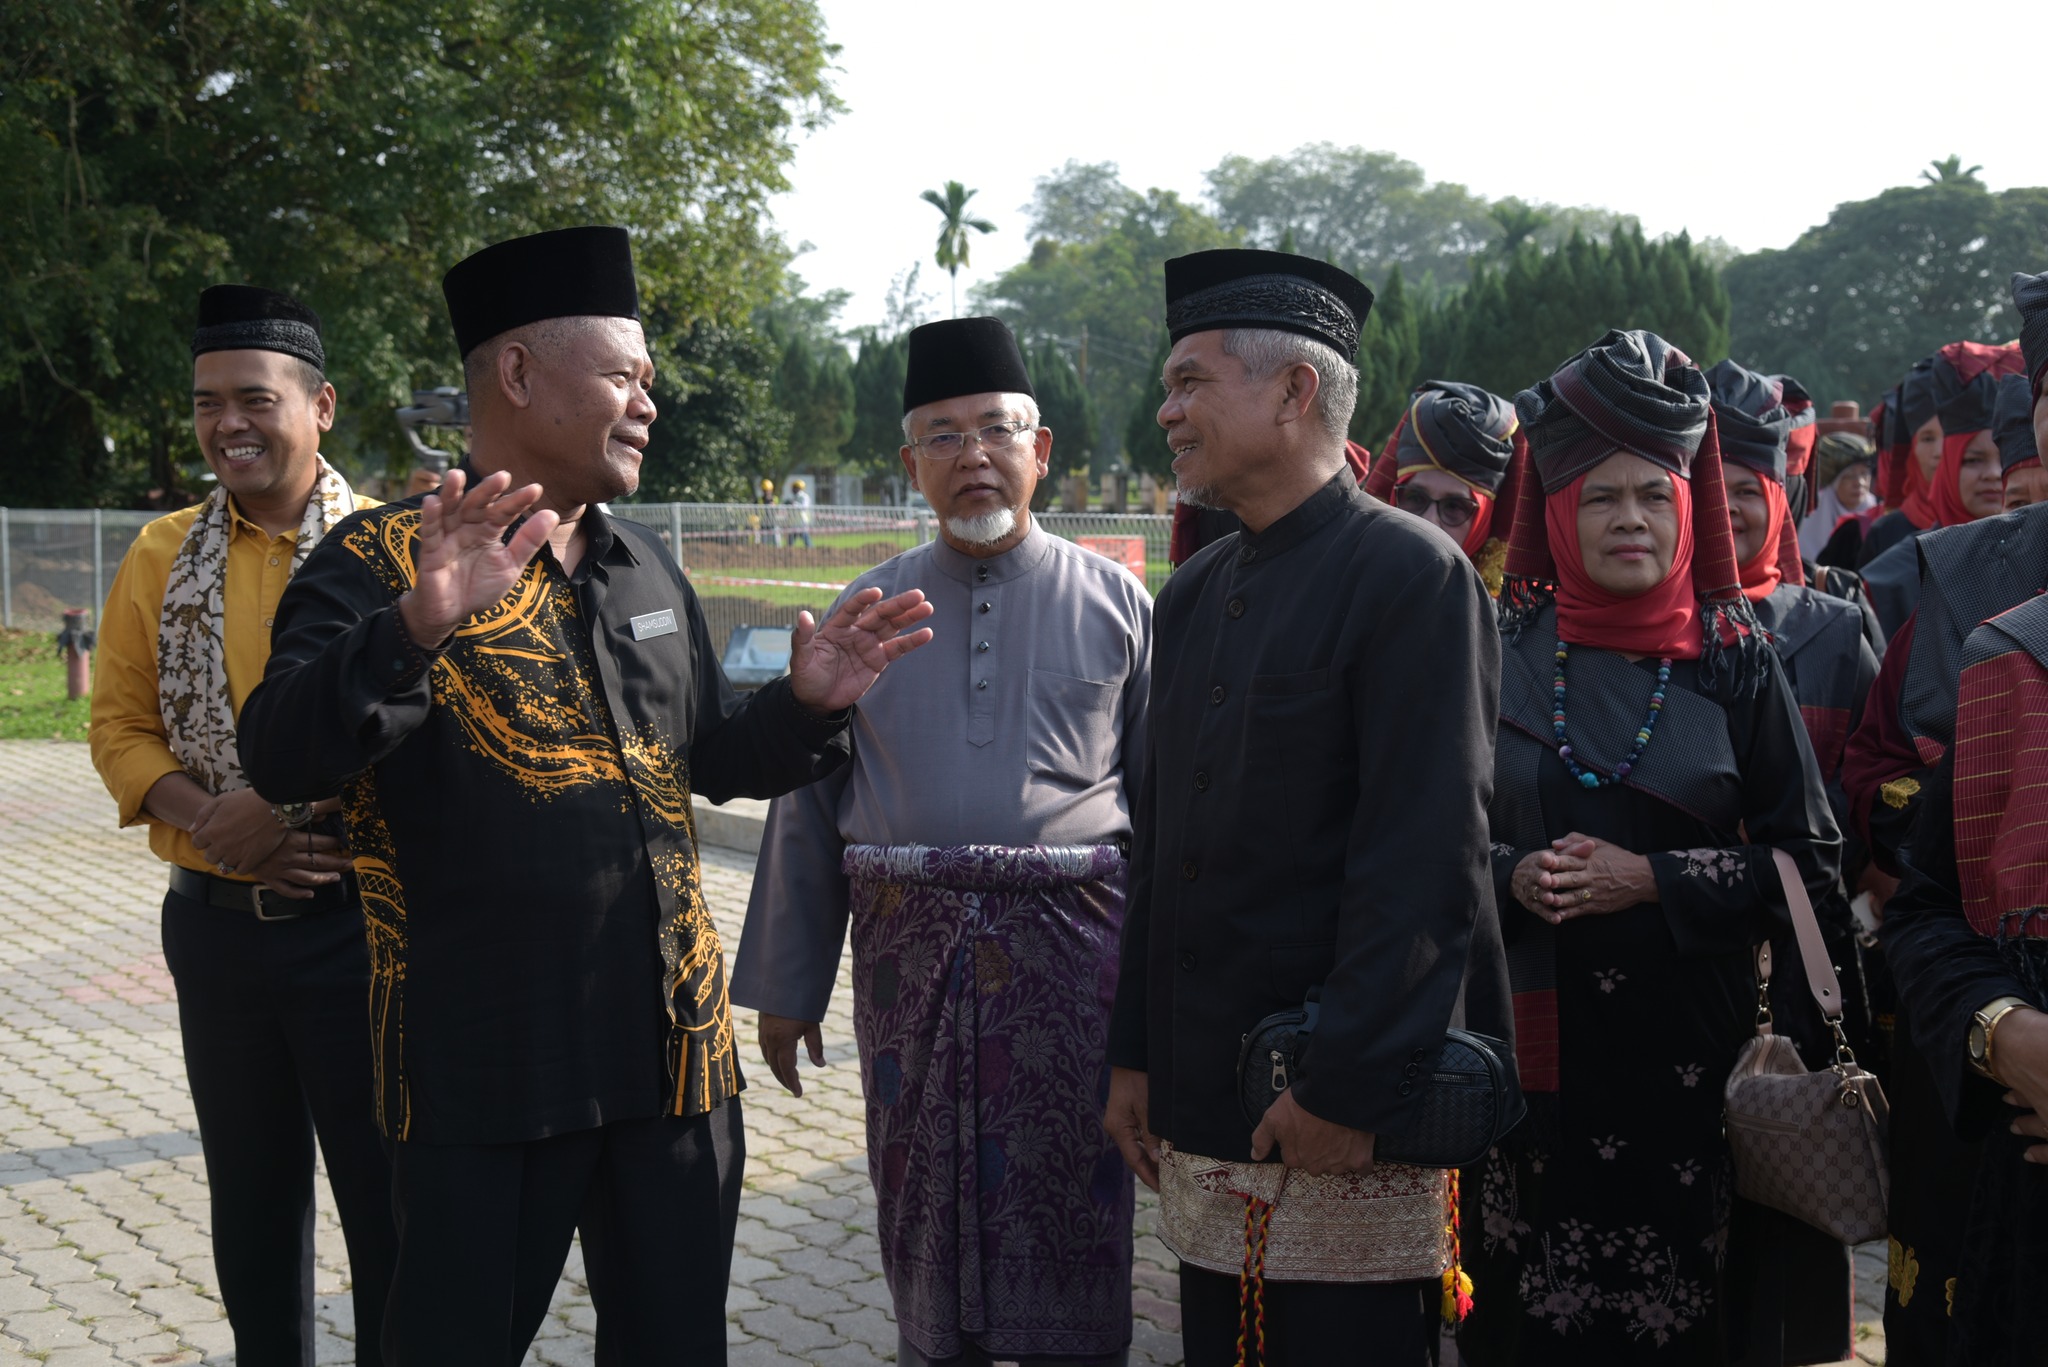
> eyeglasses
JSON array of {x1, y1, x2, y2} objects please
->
[
  {"x1": 1396, "y1": 486, "x2": 1481, "y2": 528},
  {"x1": 910, "y1": 421, "x2": 1036, "y2": 460}
]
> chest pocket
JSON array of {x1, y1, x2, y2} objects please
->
[
  {"x1": 1245, "y1": 668, "x2": 1348, "y2": 810},
  {"x1": 1026, "y1": 669, "x2": 1122, "y2": 789}
]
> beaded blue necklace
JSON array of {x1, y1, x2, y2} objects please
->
[{"x1": 1552, "y1": 643, "x2": 1673, "y2": 789}]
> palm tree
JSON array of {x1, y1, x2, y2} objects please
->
[
  {"x1": 1920, "y1": 155, "x2": 1985, "y2": 187},
  {"x1": 921, "y1": 181, "x2": 996, "y2": 317},
  {"x1": 1488, "y1": 199, "x2": 1553, "y2": 257}
]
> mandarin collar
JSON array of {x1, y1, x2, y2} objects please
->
[
  {"x1": 929, "y1": 520, "x2": 1055, "y2": 586},
  {"x1": 1236, "y1": 466, "x2": 1362, "y2": 563}
]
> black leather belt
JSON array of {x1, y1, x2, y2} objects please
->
[{"x1": 168, "y1": 865, "x2": 353, "y2": 921}]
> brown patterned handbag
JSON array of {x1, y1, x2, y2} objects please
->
[{"x1": 1722, "y1": 849, "x2": 1890, "y2": 1245}]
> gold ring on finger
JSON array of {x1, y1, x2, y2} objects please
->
[{"x1": 1581, "y1": 888, "x2": 1592, "y2": 904}]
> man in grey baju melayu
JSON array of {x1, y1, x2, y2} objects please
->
[{"x1": 731, "y1": 316, "x2": 1151, "y2": 1367}]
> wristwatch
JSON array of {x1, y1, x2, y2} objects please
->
[
  {"x1": 271, "y1": 801, "x2": 317, "y2": 830},
  {"x1": 1967, "y1": 996, "x2": 2032, "y2": 1082}
]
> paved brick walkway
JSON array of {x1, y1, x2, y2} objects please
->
[{"x1": 0, "y1": 739, "x2": 1887, "y2": 1364}]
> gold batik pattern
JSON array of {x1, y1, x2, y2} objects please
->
[{"x1": 339, "y1": 510, "x2": 735, "y2": 1130}]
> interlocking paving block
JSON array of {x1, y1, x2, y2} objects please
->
[{"x1": 0, "y1": 742, "x2": 1889, "y2": 1366}]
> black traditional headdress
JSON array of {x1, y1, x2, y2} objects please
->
[
  {"x1": 2013, "y1": 270, "x2": 2048, "y2": 398},
  {"x1": 902, "y1": 317, "x2": 1035, "y2": 414},
  {"x1": 1163, "y1": 249, "x2": 1374, "y2": 358},
  {"x1": 441, "y1": 226, "x2": 640, "y2": 358},
  {"x1": 1995, "y1": 373, "x2": 2040, "y2": 473},
  {"x1": 190, "y1": 286, "x2": 324, "y2": 370}
]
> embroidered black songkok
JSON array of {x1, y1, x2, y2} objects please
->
[
  {"x1": 1899, "y1": 354, "x2": 1943, "y2": 436},
  {"x1": 1703, "y1": 359, "x2": 1793, "y2": 484},
  {"x1": 1164, "y1": 249, "x2": 1374, "y2": 358},
  {"x1": 441, "y1": 226, "x2": 640, "y2": 358},
  {"x1": 190, "y1": 285, "x2": 325, "y2": 370},
  {"x1": 1395, "y1": 381, "x2": 1517, "y2": 493},
  {"x1": 2015, "y1": 270, "x2": 2048, "y2": 397},
  {"x1": 901, "y1": 317, "x2": 1036, "y2": 414},
  {"x1": 1995, "y1": 374, "x2": 2040, "y2": 473}
]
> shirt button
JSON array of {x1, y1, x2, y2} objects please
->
[
  {"x1": 1403, "y1": 1062, "x2": 1421, "y2": 1078},
  {"x1": 1238, "y1": 546, "x2": 1257, "y2": 565},
  {"x1": 976, "y1": 679, "x2": 989, "y2": 691},
  {"x1": 1209, "y1": 685, "x2": 1225, "y2": 705},
  {"x1": 979, "y1": 602, "x2": 992, "y2": 614},
  {"x1": 1181, "y1": 860, "x2": 1198, "y2": 881},
  {"x1": 1228, "y1": 597, "x2": 1245, "y2": 619},
  {"x1": 262, "y1": 616, "x2": 274, "y2": 627},
  {"x1": 1193, "y1": 771, "x2": 1210, "y2": 792},
  {"x1": 1179, "y1": 951, "x2": 1197, "y2": 972},
  {"x1": 1398, "y1": 1081, "x2": 1414, "y2": 1097},
  {"x1": 977, "y1": 565, "x2": 989, "y2": 581},
  {"x1": 977, "y1": 640, "x2": 990, "y2": 652},
  {"x1": 268, "y1": 556, "x2": 280, "y2": 566},
  {"x1": 1411, "y1": 1048, "x2": 1429, "y2": 1062}
]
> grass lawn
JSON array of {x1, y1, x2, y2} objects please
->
[{"x1": 0, "y1": 629, "x2": 90, "y2": 742}]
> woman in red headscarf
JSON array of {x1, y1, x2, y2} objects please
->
[
  {"x1": 1861, "y1": 348, "x2": 2022, "y2": 639},
  {"x1": 1460, "y1": 331, "x2": 1852, "y2": 1367},
  {"x1": 1363, "y1": 380, "x2": 1519, "y2": 595}
]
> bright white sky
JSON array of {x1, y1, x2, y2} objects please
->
[{"x1": 770, "y1": 0, "x2": 2042, "y2": 331}]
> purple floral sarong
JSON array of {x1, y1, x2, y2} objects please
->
[{"x1": 843, "y1": 843, "x2": 1133, "y2": 1361}]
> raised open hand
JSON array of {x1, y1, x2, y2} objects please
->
[
  {"x1": 399, "y1": 468, "x2": 558, "y2": 647},
  {"x1": 787, "y1": 586, "x2": 935, "y2": 714}
]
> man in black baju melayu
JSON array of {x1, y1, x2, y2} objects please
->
[
  {"x1": 1103, "y1": 249, "x2": 1511, "y2": 1366},
  {"x1": 237, "y1": 226, "x2": 934, "y2": 1365}
]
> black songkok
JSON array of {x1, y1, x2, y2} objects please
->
[
  {"x1": 1995, "y1": 373, "x2": 2040, "y2": 473},
  {"x1": 1704, "y1": 359, "x2": 1793, "y2": 484},
  {"x1": 1899, "y1": 354, "x2": 1943, "y2": 436},
  {"x1": 2015, "y1": 270, "x2": 2048, "y2": 396},
  {"x1": 901, "y1": 317, "x2": 1036, "y2": 414},
  {"x1": 1163, "y1": 249, "x2": 1374, "y2": 358},
  {"x1": 1394, "y1": 380, "x2": 1517, "y2": 493},
  {"x1": 1514, "y1": 329, "x2": 1711, "y2": 494},
  {"x1": 441, "y1": 226, "x2": 640, "y2": 358},
  {"x1": 191, "y1": 285, "x2": 324, "y2": 370}
]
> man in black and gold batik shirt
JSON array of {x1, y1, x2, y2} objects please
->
[{"x1": 239, "y1": 226, "x2": 933, "y2": 1366}]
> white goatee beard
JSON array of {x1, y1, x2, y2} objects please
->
[{"x1": 944, "y1": 506, "x2": 1019, "y2": 547}]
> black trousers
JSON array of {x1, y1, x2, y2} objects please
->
[
  {"x1": 382, "y1": 1100, "x2": 745, "y2": 1367},
  {"x1": 1179, "y1": 1264, "x2": 1439, "y2": 1367},
  {"x1": 160, "y1": 888, "x2": 396, "y2": 1367}
]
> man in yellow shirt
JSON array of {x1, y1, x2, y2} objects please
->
[{"x1": 89, "y1": 285, "x2": 395, "y2": 1365}]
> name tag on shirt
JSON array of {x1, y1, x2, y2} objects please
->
[{"x1": 630, "y1": 609, "x2": 678, "y2": 641}]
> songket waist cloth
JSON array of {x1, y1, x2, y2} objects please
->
[{"x1": 843, "y1": 842, "x2": 1134, "y2": 1360}]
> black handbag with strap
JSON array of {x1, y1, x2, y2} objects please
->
[{"x1": 1236, "y1": 989, "x2": 1526, "y2": 1168}]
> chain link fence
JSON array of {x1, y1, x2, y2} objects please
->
[{"x1": 0, "y1": 505, "x2": 1173, "y2": 662}]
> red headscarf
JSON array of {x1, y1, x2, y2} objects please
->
[
  {"x1": 1734, "y1": 476, "x2": 1795, "y2": 601},
  {"x1": 1365, "y1": 409, "x2": 1501, "y2": 557},
  {"x1": 1544, "y1": 470, "x2": 1701, "y2": 659},
  {"x1": 1898, "y1": 443, "x2": 1938, "y2": 529},
  {"x1": 1929, "y1": 429, "x2": 1988, "y2": 528}
]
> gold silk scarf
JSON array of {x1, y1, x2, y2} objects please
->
[{"x1": 157, "y1": 457, "x2": 356, "y2": 796}]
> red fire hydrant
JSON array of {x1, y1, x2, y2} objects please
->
[{"x1": 56, "y1": 609, "x2": 95, "y2": 701}]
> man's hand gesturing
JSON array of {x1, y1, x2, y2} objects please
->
[
  {"x1": 399, "y1": 468, "x2": 557, "y2": 648},
  {"x1": 787, "y1": 586, "x2": 936, "y2": 714}
]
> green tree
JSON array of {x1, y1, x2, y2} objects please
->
[
  {"x1": 1351, "y1": 265, "x2": 1420, "y2": 449},
  {"x1": 1921, "y1": 155, "x2": 1985, "y2": 187},
  {"x1": 1123, "y1": 335, "x2": 1173, "y2": 479},
  {"x1": 1024, "y1": 161, "x2": 1142, "y2": 245},
  {"x1": 1723, "y1": 176, "x2": 2048, "y2": 405},
  {"x1": 980, "y1": 180, "x2": 1238, "y2": 469},
  {"x1": 1028, "y1": 341, "x2": 1096, "y2": 471},
  {"x1": 638, "y1": 322, "x2": 787, "y2": 504},
  {"x1": 844, "y1": 330, "x2": 910, "y2": 472},
  {"x1": 763, "y1": 325, "x2": 853, "y2": 482},
  {"x1": 920, "y1": 181, "x2": 996, "y2": 318},
  {"x1": 0, "y1": 0, "x2": 839, "y2": 505}
]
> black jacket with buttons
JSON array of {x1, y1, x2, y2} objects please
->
[{"x1": 1107, "y1": 467, "x2": 1513, "y2": 1159}]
